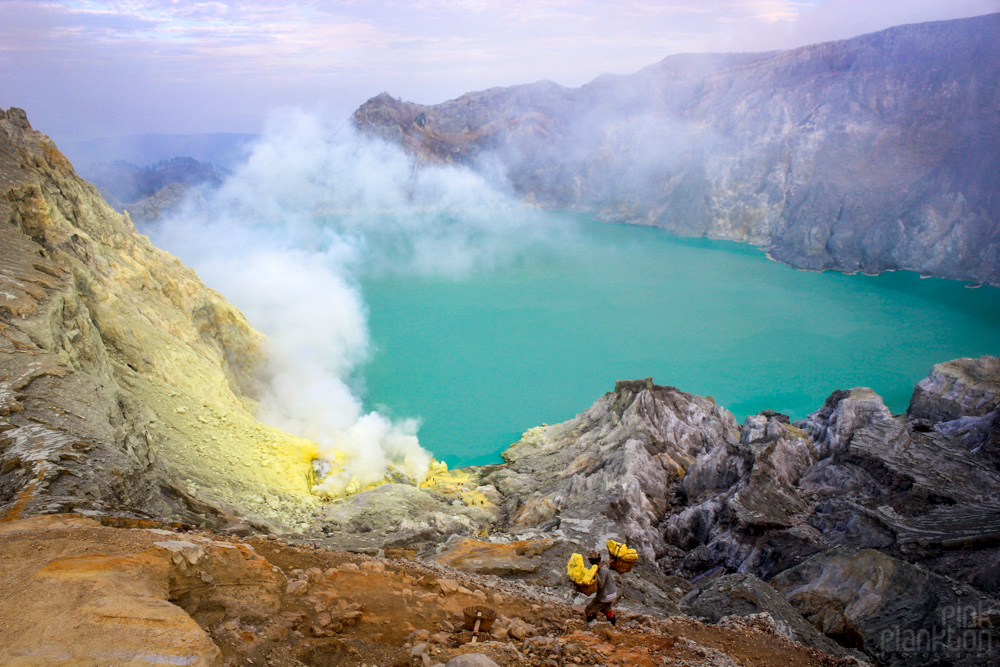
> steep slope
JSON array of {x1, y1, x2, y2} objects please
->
[
  {"x1": 354, "y1": 13, "x2": 1000, "y2": 285},
  {"x1": 0, "y1": 108, "x2": 318, "y2": 529}
]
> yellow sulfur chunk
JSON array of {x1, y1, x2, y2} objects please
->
[
  {"x1": 606, "y1": 539, "x2": 639, "y2": 562},
  {"x1": 606, "y1": 540, "x2": 624, "y2": 558},
  {"x1": 567, "y1": 553, "x2": 598, "y2": 585}
]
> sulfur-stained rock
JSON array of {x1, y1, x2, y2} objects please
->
[{"x1": 0, "y1": 107, "x2": 318, "y2": 529}]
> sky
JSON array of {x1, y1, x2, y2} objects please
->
[{"x1": 1, "y1": 0, "x2": 998, "y2": 143}]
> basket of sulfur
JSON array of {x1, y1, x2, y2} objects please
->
[
  {"x1": 566, "y1": 553, "x2": 598, "y2": 595},
  {"x1": 607, "y1": 540, "x2": 638, "y2": 573}
]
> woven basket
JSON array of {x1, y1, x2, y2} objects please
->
[
  {"x1": 573, "y1": 580, "x2": 598, "y2": 595},
  {"x1": 609, "y1": 558, "x2": 634, "y2": 574},
  {"x1": 463, "y1": 605, "x2": 497, "y2": 632}
]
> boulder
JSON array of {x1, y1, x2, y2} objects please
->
[
  {"x1": 908, "y1": 357, "x2": 1000, "y2": 423},
  {"x1": 429, "y1": 536, "x2": 558, "y2": 575}
]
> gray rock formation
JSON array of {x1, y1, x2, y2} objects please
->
[
  {"x1": 455, "y1": 362, "x2": 1000, "y2": 664},
  {"x1": 682, "y1": 572, "x2": 868, "y2": 663},
  {"x1": 353, "y1": 13, "x2": 1000, "y2": 286},
  {"x1": 772, "y1": 547, "x2": 998, "y2": 666},
  {"x1": 908, "y1": 356, "x2": 1000, "y2": 472},
  {"x1": 485, "y1": 378, "x2": 738, "y2": 562}
]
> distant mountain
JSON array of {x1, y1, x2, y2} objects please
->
[
  {"x1": 60, "y1": 132, "x2": 256, "y2": 170},
  {"x1": 354, "y1": 13, "x2": 1000, "y2": 286},
  {"x1": 82, "y1": 156, "x2": 227, "y2": 205}
]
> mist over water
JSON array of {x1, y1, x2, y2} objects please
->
[
  {"x1": 148, "y1": 108, "x2": 1000, "y2": 483},
  {"x1": 149, "y1": 109, "x2": 572, "y2": 495},
  {"x1": 363, "y1": 222, "x2": 1000, "y2": 467}
]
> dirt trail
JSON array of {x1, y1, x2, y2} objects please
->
[{"x1": 0, "y1": 515, "x2": 852, "y2": 667}]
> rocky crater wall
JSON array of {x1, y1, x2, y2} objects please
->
[{"x1": 353, "y1": 13, "x2": 1000, "y2": 286}]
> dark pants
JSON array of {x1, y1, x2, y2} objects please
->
[{"x1": 585, "y1": 596, "x2": 615, "y2": 616}]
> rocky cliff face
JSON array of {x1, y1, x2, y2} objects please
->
[
  {"x1": 316, "y1": 359, "x2": 1000, "y2": 665},
  {"x1": 353, "y1": 13, "x2": 1000, "y2": 286},
  {"x1": 0, "y1": 108, "x2": 319, "y2": 530}
]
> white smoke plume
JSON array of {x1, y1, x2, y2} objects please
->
[{"x1": 148, "y1": 108, "x2": 570, "y2": 496}]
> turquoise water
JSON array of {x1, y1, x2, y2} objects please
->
[{"x1": 360, "y1": 219, "x2": 1000, "y2": 468}]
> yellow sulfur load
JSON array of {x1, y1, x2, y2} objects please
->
[
  {"x1": 606, "y1": 539, "x2": 639, "y2": 562},
  {"x1": 567, "y1": 553, "x2": 598, "y2": 585}
]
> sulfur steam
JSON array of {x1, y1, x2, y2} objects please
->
[{"x1": 148, "y1": 108, "x2": 571, "y2": 497}]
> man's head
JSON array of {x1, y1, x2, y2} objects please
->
[{"x1": 587, "y1": 548, "x2": 600, "y2": 565}]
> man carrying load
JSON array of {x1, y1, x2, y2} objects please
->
[{"x1": 583, "y1": 548, "x2": 618, "y2": 625}]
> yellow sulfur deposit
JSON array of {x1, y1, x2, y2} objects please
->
[
  {"x1": 567, "y1": 553, "x2": 598, "y2": 585},
  {"x1": 606, "y1": 540, "x2": 639, "y2": 562}
]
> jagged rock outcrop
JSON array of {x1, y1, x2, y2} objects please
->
[
  {"x1": 485, "y1": 378, "x2": 738, "y2": 561},
  {"x1": 0, "y1": 107, "x2": 318, "y2": 529},
  {"x1": 429, "y1": 360, "x2": 999, "y2": 664},
  {"x1": 354, "y1": 14, "x2": 1000, "y2": 286},
  {"x1": 908, "y1": 356, "x2": 1000, "y2": 470},
  {"x1": 772, "y1": 547, "x2": 998, "y2": 667}
]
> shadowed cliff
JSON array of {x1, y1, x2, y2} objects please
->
[{"x1": 353, "y1": 13, "x2": 1000, "y2": 286}]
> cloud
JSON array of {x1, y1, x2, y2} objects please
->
[
  {"x1": 4, "y1": 1, "x2": 997, "y2": 142},
  {"x1": 147, "y1": 107, "x2": 571, "y2": 496}
]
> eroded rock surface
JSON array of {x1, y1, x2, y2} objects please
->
[
  {"x1": 0, "y1": 107, "x2": 318, "y2": 529},
  {"x1": 772, "y1": 547, "x2": 998, "y2": 666}
]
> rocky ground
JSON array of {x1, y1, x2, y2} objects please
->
[
  {"x1": 0, "y1": 514, "x2": 855, "y2": 667},
  {"x1": 310, "y1": 359, "x2": 1000, "y2": 666}
]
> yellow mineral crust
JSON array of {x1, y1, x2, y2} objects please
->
[
  {"x1": 567, "y1": 553, "x2": 598, "y2": 585},
  {"x1": 0, "y1": 115, "x2": 321, "y2": 527}
]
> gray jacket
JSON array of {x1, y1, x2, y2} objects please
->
[{"x1": 595, "y1": 563, "x2": 618, "y2": 603}]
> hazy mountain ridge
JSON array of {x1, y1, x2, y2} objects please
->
[
  {"x1": 82, "y1": 156, "x2": 228, "y2": 205},
  {"x1": 59, "y1": 132, "x2": 256, "y2": 171},
  {"x1": 353, "y1": 13, "x2": 1000, "y2": 285}
]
